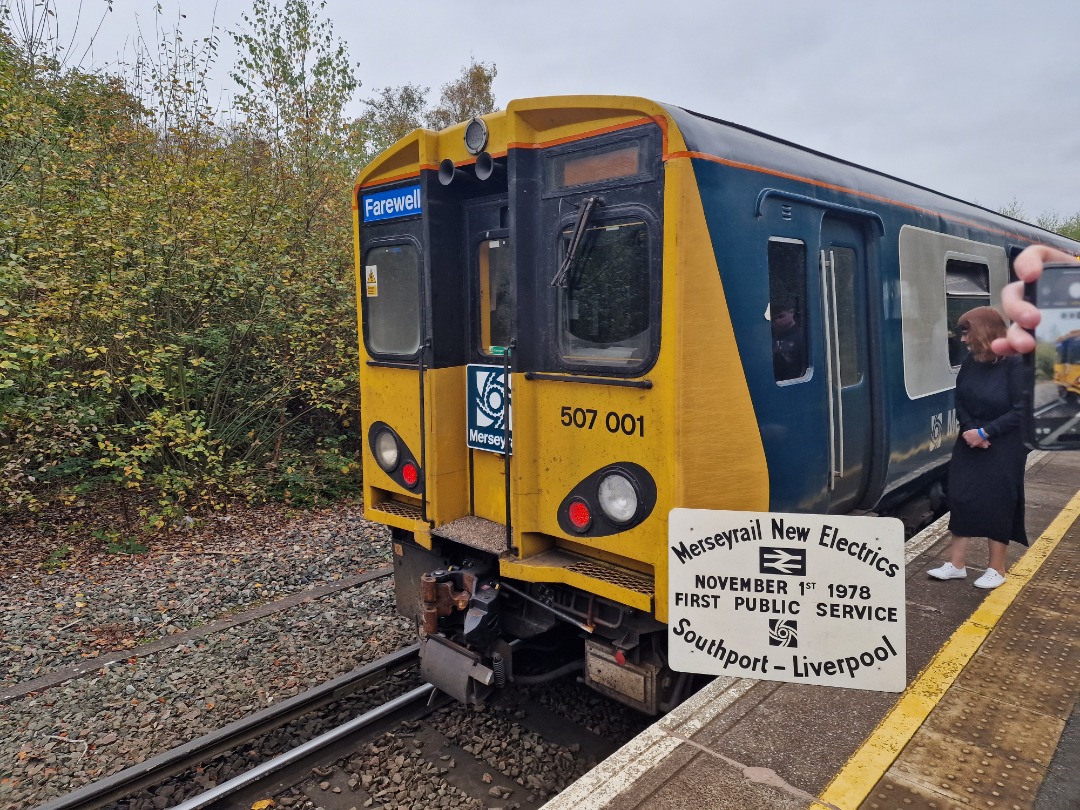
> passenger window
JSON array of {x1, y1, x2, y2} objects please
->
[
  {"x1": 946, "y1": 260, "x2": 990, "y2": 366},
  {"x1": 557, "y1": 216, "x2": 650, "y2": 368},
  {"x1": 831, "y1": 246, "x2": 863, "y2": 387},
  {"x1": 364, "y1": 243, "x2": 421, "y2": 356},
  {"x1": 479, "y1": 238, "x2": 513, "y2": 356},
  {"x1": 768, "y1": 239, "x2": 808, "y2": 381}
]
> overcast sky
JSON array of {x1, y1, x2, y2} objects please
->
[{"x1": 50, "y1": 0, "x2": 1080, "y2": 219}]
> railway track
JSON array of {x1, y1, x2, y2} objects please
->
[
  {"x1": 35, "y1": 646, "x2": 423, "y2": 810},
  {"x1": 210, "y1": 667, "x2": 651, "y2": 810},
  {"x1": 34, "y1": 636, "x2": 652, "y2": 810},
  {"x1": 22, "y1": 480, "x2": 966, "y2": 810}
]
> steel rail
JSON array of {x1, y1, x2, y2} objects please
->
[
  {"x1": 171, "y1": 682, "x2": 436, "y2": 810},
  {"x1": 35, "y1": 644, "x2": 420, "y2": 810}
]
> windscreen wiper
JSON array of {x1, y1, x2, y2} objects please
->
[{"x1": 550, "y1": 196, "x2": 601, "y2": 288}]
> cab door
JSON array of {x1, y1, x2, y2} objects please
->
[
  {"x1": 464, "y1": 196, "x2": 513, "y2": 524},
  {"x1": 818, "y1": 214, "x2": 872, "y2": 511}
]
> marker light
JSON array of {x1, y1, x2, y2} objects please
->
[
  {"x1": 401, "y1": 460, "x2": 419, "y2": 489},
  {"x1": 567, "y1": 498, "x2": 592, "y2": 532},
  {"x1": 598, "y1": 472, "x2": 639, "y2": 525},
  {"x1": 373, "y1": 429, "x2": 400, "y2": 472}
]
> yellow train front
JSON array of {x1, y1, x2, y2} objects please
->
[
  {"x1": 1055, "y1": 329, "x2": 1080, "y2": 399},
  {"x1": 353, "y1": 96, "x2": 1078, "y2": 714}
]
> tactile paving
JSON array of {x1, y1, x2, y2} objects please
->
[{"x1": 862, "y1": 523, "x2": 1080, "y2": 809}]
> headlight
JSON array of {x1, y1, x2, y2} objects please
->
[
  {"x1": 464, "y1": 117, "x2": 488, "y2": 155},
  {"x1": 598, "y1": 472, "x2": 638, "y2": 524},
  {"x1": 373, "y1": 429, "x2": 400, "y2": 472}
]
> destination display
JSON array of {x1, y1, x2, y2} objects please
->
[{"x1": 668, "y1": 509, "x2": 906, "y2": 692}]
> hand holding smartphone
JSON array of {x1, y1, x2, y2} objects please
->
[{"x1": 1025, "y1": 262, "x2": 1080, "y2": 449}]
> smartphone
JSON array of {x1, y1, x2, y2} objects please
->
[{"x1": 1025, "y1": 262, "x2": 1080, "y2": 449}]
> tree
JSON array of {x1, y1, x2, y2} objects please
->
[
  {"x1": 0, "y1": 0, "x2": 500, "y2": 521},
  {"x1": 355, "y1": 58, "x2": 498, "y2": 158},
  {"x1": 358, "y1": 82, "x2": 429, "y2": 157},
  {"x1": 0, "y1": 0, "x2": 364, "y2": 518},
  {"x1": 231, "y1": 0, "x2": 359, "y2": 163},
  {"x1": 1036, "y1": 211, "x2": 1080, "y2": 242},
  {"x1": 997, "y1": 198, "x2": 1026, "y2": 221},
  {"x1": 425, "y1": 57, "x2": 498, "y2": 130},
  {"x1": 998, "y1": 198, "x2": 1080, "y2": 242}
]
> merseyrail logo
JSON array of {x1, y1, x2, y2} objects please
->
[
  {"x1": 467, "y1": 365, "x2": 511, "y2": 454},
  {"x1": 362, "y1": 185, "x2": 421, "y2": 223}
]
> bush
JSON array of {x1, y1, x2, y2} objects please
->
[{"x1": 0, "y1": 1, "x2": 360, "y2": 515}]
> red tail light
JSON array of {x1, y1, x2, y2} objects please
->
[
  {"x1": 401, "y1": 461, "x2": 419, "y2": 488},
  {"x1": 568, "y1": 498, "x2": 592, "y2": 532}
]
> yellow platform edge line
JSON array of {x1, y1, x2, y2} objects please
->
[{"x1": 812, "y1": 487, "x2": 1080, "y2": 810}]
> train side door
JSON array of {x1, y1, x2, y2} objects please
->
[{"x1": 818, "y1": 215, "x2": 872, "y2": 511}]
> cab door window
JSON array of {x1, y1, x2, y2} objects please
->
[
  {"x1": 363, "y1": 243, "x2": 421, "y2": 356},
  {"x1": 478, "y1": 237, "x2": 513, "y2": 356}
]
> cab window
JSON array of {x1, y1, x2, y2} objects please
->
[
  {"x1": 364, "y1": 243, "x2": 421, "y2": 356},
  {"x1": 557, "y1": 216, "x2": 651, "y2": 369}
]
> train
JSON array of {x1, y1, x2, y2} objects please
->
[
  {"x1": 1055, "y1": 330, "x2": 1080, "y2": 400},
  {"x1": 352, "y1": 96, "x2": 1080, "y2": 714}
]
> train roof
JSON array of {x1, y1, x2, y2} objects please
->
[
  {"x1": 356, "y1": 94, "x2": 1079, "y2": 253},
  {"x1": 659, "y1": 100, "x2": 1077, "y2": 250}
]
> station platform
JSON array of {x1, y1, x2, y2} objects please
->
[{"x1": 543, "y1": 450, "x2": 1080, "y2": 810}]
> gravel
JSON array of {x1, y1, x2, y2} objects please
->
[
  {"x1": 428, "y1": 702, "x2": 593, "y2": 800},
  {"x1": 266, "y1": 674, "x2": 653, "y2": 810},
  {"x1": 0, "y1": 500, "x2": 413, "y2": 809}
]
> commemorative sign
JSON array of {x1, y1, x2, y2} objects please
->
[{"x1": 668, "y1": 509, "x2": 906, "y2": 692}]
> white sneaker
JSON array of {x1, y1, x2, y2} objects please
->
[
  {"x1": 973, "y1": 569, "x2": 1006, "y2": 589},
  {"x1": 928, "y1": 562, "x2": 967, "y2": 580}
]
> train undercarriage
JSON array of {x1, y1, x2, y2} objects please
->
[
  {"x1": 391, "y1": 527, "x2": 701, "y2": 716},
  {"x1": 389, "y1": 479, "x2": 947, "y2": 715}
]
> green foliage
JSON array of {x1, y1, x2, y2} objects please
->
[
  {"x1": 93, "y1": 528, "x2": 149, "y2": 555},
  {"x1": 0, "y1": 0, "x2": 360, "y2": 514},
  {"x1": 0, "y1": 0, "x2": 498, "y2": 519},
  {"x1": 425, "y1": 58, "x2": 499, "y2": 131},
  {"x1": 1034, "y1": 341, "x2": 1056, "y2": 382},
  {"x1": 264, "y1": 434, "x2": 362, "y2": 506},
  {"x1": 359, "y1": 82, "x2": 430, "y2": 157},
  {"x1": 999, "y1": 199, "x2": 1080, "y2": 242},
  {"x1": 358, "y1": 57, "x2": 498, "y2": 156},
  {"x1": 1036, "y1": 211, "x2": 1080, "y2": 242},
  {"x1": 39, "y1": 544, "x2": 73, "y2": 572}
]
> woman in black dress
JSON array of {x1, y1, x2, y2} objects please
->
[{"x1": 929, "y1": 306, "x2": 1028, "y2": 590}]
